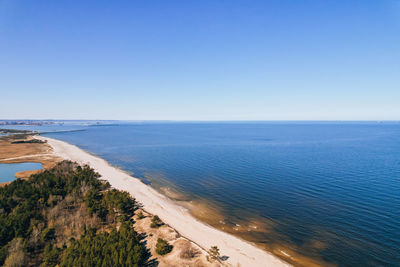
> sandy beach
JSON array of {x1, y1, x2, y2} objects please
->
[{"x1": 36, "y1": 135, "x2": 290, "y2": 267}]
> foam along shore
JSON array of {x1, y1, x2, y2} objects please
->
[{"x1": 36, "y1": 136, "x2": 291, "y2": 267}]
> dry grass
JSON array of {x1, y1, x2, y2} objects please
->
[
  {"x1": 0, "y1": 135, "x2": 62, "y2": 184},
  {"x1": 3, "y1": 238, "x2": 26, "y2": 267},
  {"x1": 45, "y1": 193, "x2": 102, "y2": 248},
  {"x1": 133, "y1": 208, "x2": 220, "y2": 267}
]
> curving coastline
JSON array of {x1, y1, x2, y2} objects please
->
[{"x1": 36, "y1": 135, "x2": 291, "y2": 267}]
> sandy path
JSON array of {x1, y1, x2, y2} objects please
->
[{"x1": 37, "y1": 136, "x2": 290, "y2": 267}]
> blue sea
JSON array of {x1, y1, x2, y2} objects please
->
[{"x1": 9, "y1": 121, "x2": 400, "y2": 266}]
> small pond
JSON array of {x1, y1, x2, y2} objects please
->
[{"x1": 0, "y1": 162, "x2": 43, "y2": 183}]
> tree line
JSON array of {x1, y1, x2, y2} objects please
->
[{"x1": 0, "y1": 161, "x2": 148, "y2": 266}]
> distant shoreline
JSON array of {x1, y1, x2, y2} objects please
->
[{"x1": 36, "y1": 135, "x2": 290, "y2": 267}]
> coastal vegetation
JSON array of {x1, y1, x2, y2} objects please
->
[
  {"x1": 136, "y1": 211, "x2": 145, "y2": 220},
  {"x1": 11, "y1": 139, "x2": 46, "y2": 144},
  {"x1": 0, "y1": 129, "x2": 32, "y2": 134},
  {"x1": 60, "y1": 223, "x2": 145, "y2": 266},
  {"x1": 208, "y1": 246, "x2": 220, "y2": 262},
  {"x1": 0, "y1": 161, "x2": 148, "y2": 266},
  {"x1": 180, "y1": 244, "x2": 200, "y2": 259},
  {"x1": 0, "y1": 129, "x2": 36, "y2": 140},
  {"x1": 150, "y1": 215, "x2": 164, "y2": 228},
  {"x1": 155, "y1": 238, "x2": 173, "y2": 255}
]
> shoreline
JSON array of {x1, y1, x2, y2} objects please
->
[
  {"x1": 0, "y1": 135, "x2": 61, "y2": 186},
  {"x1": 36, "y1": 135, "x2": 290, "y2": 267}
]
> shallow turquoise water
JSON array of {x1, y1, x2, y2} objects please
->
[
  {"x1": 0, "y1": 162, "x2": 43, "y2": 182},
  {"x1": 18, "y1": 121, "x2": 400, "y2": 266}
]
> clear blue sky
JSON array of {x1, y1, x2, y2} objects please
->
[{"x1": 1, "y1": 0, "x2": 399, "y2": 120}]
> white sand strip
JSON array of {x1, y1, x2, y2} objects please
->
[{"x1": 37, "y1": 136, "x2": 290, "y2": 267}]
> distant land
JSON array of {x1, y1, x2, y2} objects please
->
[{"x1": 0, "y1": 120, "x2": 61, "y2": 126}]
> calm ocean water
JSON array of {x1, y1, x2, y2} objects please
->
[{"x1": 39, "y1": 122, "x2": 400, "y2": 266}]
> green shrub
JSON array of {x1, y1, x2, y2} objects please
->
[
  {"x1": 41, "y1": 244, "x2": 61, "y2": 267},
  {"x1": 136, "y1": 211, "x2": 145, "y2": 220},
  {"x1": 41, "y1": 228, "x2": 56, "y2": 242},
  {"x1": 155, "y1": 238, "x2": 173, "y2": 255},
  {"x1": 150, "y1": 215, "x2": 163, "y2": 228}
]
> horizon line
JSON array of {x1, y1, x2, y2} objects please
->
[{"x1": 1, "y1": 119, "x2": 399, "y2": 122}]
